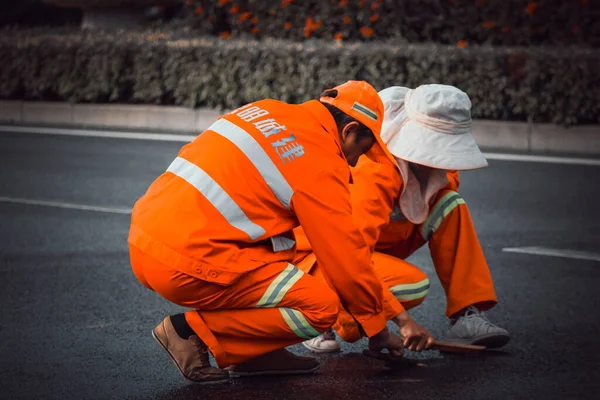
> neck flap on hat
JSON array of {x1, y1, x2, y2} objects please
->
[{"x1": 396, "y1": 158, "x2": 448, "y2": 225}]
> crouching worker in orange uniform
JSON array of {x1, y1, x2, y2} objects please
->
[
  {"x1": 295, "y1": 84, "x2": 511, "y2": 353},
  {"x1": 127, "y1": 81, "x2": 408, "y2": 385}
]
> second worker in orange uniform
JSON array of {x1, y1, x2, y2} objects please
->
[{"x1": 295, "y1": 84, "x2": 511, "y2": 353}]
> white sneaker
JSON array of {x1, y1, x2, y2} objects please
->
[
  {"x1": 444, "y1": 306, "x2": 511, "y2": 349},
  {"x1": 302, "y1": 329, "x2": 340, "y2": 353}
]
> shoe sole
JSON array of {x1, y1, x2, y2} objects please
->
[
  {"x1": 302, "y1": 341, "x2": 341, "y2": 353},
  {"x1": 471, "y1": 333, "x2": 511, "y2": 349},
  {"x1": 228, "y1": 364, "x2": 320, "y2": 378},
  {"x1": 444, "y1": 333, "x2": 511, "y2": 349},
  {"x1": 151, "y1": 329, "x2": 230, "y2": 385}
]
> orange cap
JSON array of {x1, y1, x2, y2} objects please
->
[{"x1": 320, "y1": 80, "x2": 396, "y2": 166}]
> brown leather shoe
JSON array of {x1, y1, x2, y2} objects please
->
[
  {"x1": 227, "y1": 348, "x2": 320, "y2": 377},
  {"x1": 152, "y1": 316, "x2": 230, "y2": 384}
]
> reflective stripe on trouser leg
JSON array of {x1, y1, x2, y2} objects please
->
[
  {"x1": 256, "y1": 263, "x2": 304, "y2": 307},
  {"x1": 421, "y1": 191, "x2": 466, "y2": 241},
  {"x1": 389, "y1": 278, "x2": 430, "y2": 301},
  {"x1": 253, "y1": 263, "x2": 320, "y2": 339},
  {"x1": 279, "y1": 307, "x2": 321, "y2": 339}
]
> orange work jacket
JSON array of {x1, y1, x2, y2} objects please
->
[
  {"x1": 294, "y1": 155, "x2": 461, "y2": 314},
  {"x1": 128, "y1": 99, "x2": 388, "y2": 337}
]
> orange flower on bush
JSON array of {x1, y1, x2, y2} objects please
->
[
  {"x1": 457, "y1": 40, "x2": 468, "y2": 48},
  {"x1": 501, "y1": 26, "x2": 509, "y2": 33},
  {"x1": 238, "y1": 12, "x2": 252, "y2": 23},
  {"x1": 251, "y1": 27, "x2": 259, "y2": 34},
  {"x1": 339, "y1": 0, "x2": 348, "y2": 6},
  {"x1": 480, "y1": 21, "x2": 495, "y2": 29},
  {"x1": 219, "y1": 31, "x2": 231, "y2": 38},
  {"x1": 526, "y1": 2, "x2": 538, "y2": 14},
  {"x1": 251, "y1": 16, "x2": 258, "y2": 24},
  {"x1": 360, "y1": 26, "x2": 374, "y2": 37},
  {"x1": 304, "y1": 16, "x2": 323, "y2": 37},
  {"x1": 284, "y1": 21, "x2": 292, "y2": 29},
  {"x1": 218, "y1": 0, "x2": 231, "y2": 6},
  {"x1": 230, "y1": 4, "x2": 240, "y2": 14},
  {"x1": 195, "y1": 7, "x2": 203, "y2": 15},
  {"x1": 370, "y1": 14, "x2": 379, "y2": 23},
  {"x1": 343, "y1": 16, "x2": 351, "y2": 24},
  {"x1": 281, "y1": 0, "x2": 293, "y2": 8},
  {"x1": 334, "y1": 32, "x2": 343, "y2": 41},
  {"x1": 358, "y1": 0, "x2": 366, "y2": 7},
  {"x1": 371, "y1": 2, "x2": 379, "y2": 11}
]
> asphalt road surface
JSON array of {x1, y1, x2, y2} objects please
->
[{"x1": 1, "y1": 129, "x2": 599, "y2": 400}]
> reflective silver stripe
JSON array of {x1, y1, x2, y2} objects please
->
[
  {"x1": 256, "y1": 264, "x2": 304, "y2": 307},
  {"x1": 270, "y1": 235, "x2": 296, "y2": 252},
  {"x1": 352, "y1": 102, "x2": 378, "y2": 121},
  {"x1": 421, "y1": 191, "x2": 465, "y2": 241},
  {"x1": 167, "y1": 156, "x2": 266, "y2": 240},
  {"x1": 209, "y1": 118, "x2": 293, "y2": 209},
  {"x1": 390, "y1": 279, "x2": 430, "y2": 301},
  {"x1": 279, "y1": 307, "x2": 320, "y2": 339}
]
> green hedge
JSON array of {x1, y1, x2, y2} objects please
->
[
  {"x1": 1, "y1": 29, "x2": 598, "y2": 124},
  {"x1": 180, "y1": 0, "x2": 599, "y2": 47}
]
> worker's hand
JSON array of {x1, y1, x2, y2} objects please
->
[
  {"x1": 368, "y1": 326, "x2": 404, "y2": 358},
  {"x1": 392, "y1": 310, "x2": 435, "y2": 352}
]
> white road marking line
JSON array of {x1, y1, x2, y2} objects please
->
[
  {"x1": 0, "y1": 196, "x2": 132, "y2": 215},
  {"x1": 502, "y1": 246, "x2": 600, "y2": 262},
  {"x1": 0, "y1": 125, "x2": 195, "y2": 142},
  {"x1": 2, "y1": 125, "x2": 600, "y2": 166},
  {"x1": 485, "y1": 153, "x2": 600, "y2": 166}
]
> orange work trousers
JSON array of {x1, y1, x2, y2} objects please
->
[
  {"x1": 295, "y1": 189, "x2": 497, "y2": 342},
  {"x1": 130, "y1": 244, "x2": 339, "y2": 368},
  {"x1": 295, "y1": 251, "x2": 429, "y2": 342}
]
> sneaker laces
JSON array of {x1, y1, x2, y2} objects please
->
[
  {"x1": 321, "y1": 329, "x2": 336, "y2": 341},
  {"x1": 189, "y1": 335, "x2": 211, "y2": 366},
  {"x1": 457, "y1": 305, "x2": 500, "y2": 334}
]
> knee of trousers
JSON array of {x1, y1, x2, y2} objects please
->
[
  {"x1": 401, "y1": 296, "x2": 427, "y2": 311},
  {"x1": 302, "y1": 286, "x2": 340, "y2": 333},
  {"x1": 388, "y1": 269, "x2": 430, "y2": 306}
]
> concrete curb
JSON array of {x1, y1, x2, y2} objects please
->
[
  {"x1": 1, "y1": 100, "x2": 599, "y2": 155},
  {"x1": 0, "y1": 101, "x2": 222, "y2": 134}
]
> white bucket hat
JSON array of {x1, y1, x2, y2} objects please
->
[{"x1": 378, "y1": 84, "x2": 488, "y2": 170}]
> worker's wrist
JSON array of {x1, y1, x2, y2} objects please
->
[
  {"x1": 392, "y1": 310, "x2": 411, "y2": 326},
  {"x1": 383, "y1": 295, "x2": 405, "y2": 320},
  {"x1": 357, "y1": 309, "x2": 388, "y2": 338}
]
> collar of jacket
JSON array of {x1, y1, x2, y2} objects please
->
[{"x1": 301, "y1": 100, "x2": 353, "y2": 183}]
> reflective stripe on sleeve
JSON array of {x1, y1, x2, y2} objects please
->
[{"x1": 421, "y1": 191, "x2": 465, "y2": 241}]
